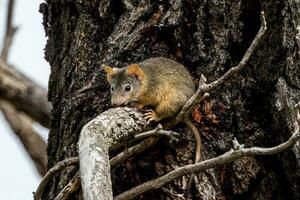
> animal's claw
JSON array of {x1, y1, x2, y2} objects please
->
[{"x1": 144, "y1": 109, "x2": 159, "y2": 124}]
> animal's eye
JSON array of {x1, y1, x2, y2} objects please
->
[
  {"x1": 124, "y1": 84, "x2": 131, "y2": 92},
  {"x1": 111, "y1": 87, "x2": 114, "y2": 91}
]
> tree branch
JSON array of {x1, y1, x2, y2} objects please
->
[
  {"x1": 35, "y1": 107, "x2": 300, "y2": 200},
  {"x1": 114, "y1": 129, "x2": 300, "y2": 200},
  {"x1": 134, "y1": 124, "x2": 179, "y2": 142},
  {"x1": 0, "y1": 100, "x2": 47, "y2": 175},
  {"x1": 110, "y1": 137, "x2": 159, "y2": 166},
  {"x1": 0, "y1": 0, "x2": 17, "y2": 61},
  {"x1": 201, "y1": 12, "x2": 267, "y2": 92},
  {"x1": 0, "y1": 60, "x2": 51, "y2": 127},
  {"x1": 34, "y1": 157, "x2": 79, "y2": 200},
  {"x1": 53, "y1": 172, "x2": 81, "y2": 200},
  {"x1": 79, "y1": 107, "x2": 147, "y2": 200}
]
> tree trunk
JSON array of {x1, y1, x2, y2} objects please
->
[{"x1": 40, "y1": 0, "x2": 300, "y2": 199}]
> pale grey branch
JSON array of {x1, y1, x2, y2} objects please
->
[{"x1": 79, "y1": 107, "x2": 147, "y2": 200}]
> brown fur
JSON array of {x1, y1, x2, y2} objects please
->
[
  {"x1": 126, "y1": 64, "x2": 145, "y2": 81},
  {"x1": 136, "y1": 57, "x2": 195, "y2": 119},
  {"x1": 102, "y1": 65, "x2": 115, "y2": 83}
]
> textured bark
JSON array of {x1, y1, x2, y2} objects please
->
[{"x1": 41, "y1": 0, "x2": 300, "y2": 199}]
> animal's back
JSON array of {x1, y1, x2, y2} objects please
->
[
  {"x1": 139, "y1": 57, "x2": 195, "y2": 118},
  {"x1": 140, "y1": 57, "x2": 195, "y2": 94}
]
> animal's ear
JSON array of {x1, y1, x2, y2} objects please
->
[
  {"x1": 102, "y1": 65, "x2": 116, "y2": 83},
  {"x1": 126, "y1": 64, "x2": 145, "y2": 81}
]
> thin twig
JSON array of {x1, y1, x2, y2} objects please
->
[
  {"x1": 34, "y1": 157, "x2": 79, "y2": 200},
  {"x1": 294, "y1": 102, "x2": 300, "y2": 134},
  {"x1": 1, "y1": 0, "x2": 17, "y2": 61},
  {"x1": 134, "y1": 124, "x2": 180, "y2": 142},
  {"x1": 54, "y1": 172, "x2": 81, "y2": 200},
  {"x1": 110, "y1": 137, "x2": 160, "y2": 166},
  {"x1": 114, "y1": 130, "x2": 300, "y2": 200}
]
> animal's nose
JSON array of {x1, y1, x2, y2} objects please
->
[
  {"x1": 111, "y1": 99, "x2": 122, "y2": 107},
  {"x1": 111, "y1": 96, "x2": 128, "y2": 107},
  {"x1": 111, "y1": 101, "x2": 119, "y2": 107}
]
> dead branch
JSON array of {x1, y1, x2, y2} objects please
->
[
  {"x1": 34, "y1": 157, "x2": 79, "y2": 200},
  {"x1": 201, "y1": 12, "x2": 267, "y2": 92},
  {"x1": 54, "y1": 172, "x2": 81, "y2": 200},
  {"x1": 168, "y1": 11, "x2": 267, "y2": 128},
  {"x1": 79, "y1": 108, "x2": 147, "y2": 200},
  {"x1": 0, "y1": 0, "x2": 16, "y2": 61},
  {"x1": 0, "y1": 99, "x2": 47, "y2": 175},
  {"x1": 114, "y1": 129, "x2": 300, "y2": 200},
  {"x1": 110, "y1": 137, "x2": 160, "y2": 166},
  {"x1": 134, "y1": 124, "x2": 179, "y2": 141}
]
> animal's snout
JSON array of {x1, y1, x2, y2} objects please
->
[{"x1": 111, "y1": 96, "x2": 127, "y2": 107}]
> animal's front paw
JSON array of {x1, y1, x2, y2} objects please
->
[{"x1": 144, "y1": 109, "x2": 161, "y2": 124}]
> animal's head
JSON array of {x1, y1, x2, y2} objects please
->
[{"x1": 103, "y1": 64, "x2": 145, "y2": 106}]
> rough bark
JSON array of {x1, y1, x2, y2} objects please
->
[{"x1": 41, "y1": 0, "x2": 300, "y2": 199}]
